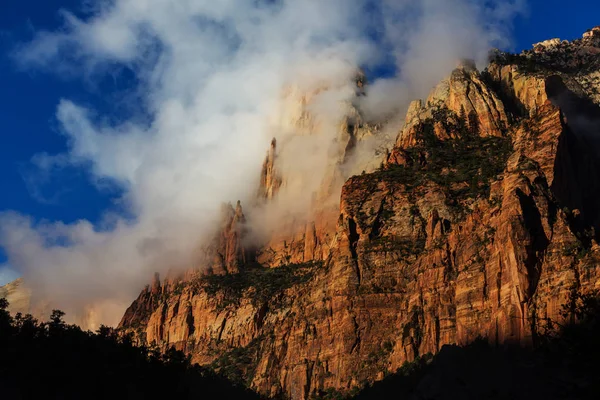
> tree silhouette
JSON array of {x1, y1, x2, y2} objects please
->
[
  {"x1": 4, "y1": 292, "x2": 600, "y2": 400},
  {"x1": 0, "y1": 299, "x2": 263, "y2": 400}
]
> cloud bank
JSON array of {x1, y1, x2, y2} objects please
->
[{"x1": 1, "y1": 0, "x2": 525, "y2": 328}]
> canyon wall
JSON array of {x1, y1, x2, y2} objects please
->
[{"x1": 119, "y1": 28, "x2": 600, "y2": 399}]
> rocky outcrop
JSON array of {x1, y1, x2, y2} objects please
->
[
  {"x1": 391, "y1": 61, "x2": 509, "y2": 165},
  {"x1": 207, "y1": 201, "x2": 251, "y2": 275},
  {"x1": 258, "y1": 138, "x2": 282, "y2": 200},
  {"x1": 583, "y1": 27, "x2": 600, "y2": 39},
  {"x1": 119, "y1": 29, "x2": 600, "y2": 399},
  {"x1": 119, "y1": 273, "x2": 164, "y2": 331},
  {"x1": 253, "y1": 81, "x2": 387, "y2": 269}
]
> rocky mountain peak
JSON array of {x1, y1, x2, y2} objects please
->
[
  {"x1": 391, "y1": 60, "x2": 508, "y2": 160},
  {"x1": 456, "y1": 58, "x2": 477, "y2": 72},
  {"x1": 151, "y1": 272, "x2": 161, "y2": 295},
  {"x1": 114, "y1": 26, "x2": 600, "y2": 400},
  {"x1": 583, "y1": 26, "x2": 600, "y2": 39}
]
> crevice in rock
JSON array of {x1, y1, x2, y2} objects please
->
[
  {"x1": 496, "y1": 269, "x2": 502, "y2": 308},
  {"x1": 158, "y1": 304, "x2": 167, "y2": 342},
  {"x1": 481, "y1": 67, "x2": 527, "y2": 121},
  {"x1": 443, "y1": 244, "x2": 457, "y2": 282},
  {"x1": 347, "y1": 217, "x2": 361, "y2": 285},
  {"x1": 516, "y1": 188, "x2": 550, "y2": 299},
  {"x1": 482, "y1": 268, "x2": 489, "y2": 301},
  {"x1": 186, "y1": 306, "x2": 195, "y2": 336},
  {"x1": 342, "y1": 121, "x2": 358, "y2": 165},
  {"x1": 350, "y1": 315, "x2": 361, "y2": 354},
  {"x1": 533, "y1": 176, "x2": 558, "y2": 231},
  {"x1": 368, "y1": 199, "x2": 386, "y2": 240},
  {"x1": 529, "y1": 301, "x2": 539, "y2": 346},
  {"x1": 471, "y1": 76, "x2": 506, "y2": 133},
  {"x1": 217, "y1": 317, "x2": 227, "y2": 342},
  {"x1": 254, "y1": 303, "x2": 269, "y2": 331},
  {"x1": 304, "y1": 361, "x2": 315, "y2": 400}
]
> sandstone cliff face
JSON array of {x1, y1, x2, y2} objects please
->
[
  {"x1": 120, "y1": 28, "x2": 600, "y2": 399},
  {"x1": 395, "y1": 62, "x2": 508, "y2": 148}
]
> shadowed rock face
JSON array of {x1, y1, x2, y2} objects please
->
[
  {"x1": 545, "y1": 75, "x2": 600, "y2": 238},
  {"x1": 119, "y1": 28, "x2": 600, "y2": 399}
]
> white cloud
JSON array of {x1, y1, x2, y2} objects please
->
[{"x1": 2, "y1": 0, "x2": 525, "y2": 327}]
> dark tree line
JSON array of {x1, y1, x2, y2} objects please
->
[
  {"x1": 4, "y1": 289, "x2": 600, "y2": 400},
  {"x1": 0, "y1": 299, "x2": 262, "y2": 399}
]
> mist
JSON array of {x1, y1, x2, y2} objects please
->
[{"x1": 0, "y1": 0, "x2": 525, "y2": 328}]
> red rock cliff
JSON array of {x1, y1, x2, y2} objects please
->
[{"x1": 119, "y1": 28, "x2": 600, "y2": 399}]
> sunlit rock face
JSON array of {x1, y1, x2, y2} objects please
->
[
  {"x1": 119, "y1": 29, "x2": 600, "y2": 399},
  {"x1": 391, "y1": 60, "x2": 509, "y2": 159}
]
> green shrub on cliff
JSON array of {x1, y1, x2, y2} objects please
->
[
  {"x1": 197, "y1": 261, "x2": 322, "y2": 310},
  {"x1": 373, "y1": 108, "x2": 512, "y2": 211}
]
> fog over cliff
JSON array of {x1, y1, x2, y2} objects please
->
[{"x1": 0, "y1": 0, "x2": 525, "y2": 327}]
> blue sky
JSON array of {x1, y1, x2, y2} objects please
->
[{"x1": 0, "y1": 0, "x2": 599, "y2": 286}]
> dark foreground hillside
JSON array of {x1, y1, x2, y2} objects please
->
[
  {"x1": 3, "y1": 290, "x2": 600, "y2": 400},
  {"x1": 0, "y1": 298, "x2": 262, "y2": 400}
]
